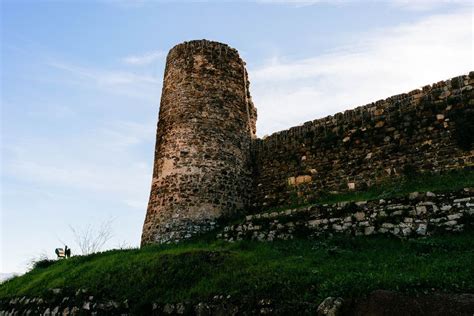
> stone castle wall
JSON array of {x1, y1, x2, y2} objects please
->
[
  {"x1": 219, "y1": 188, "x2": 474, "y2": 242},
  {"x1": 252, "y1": 73, "x2": 474, "y2": 210},
  {"x1": 141, "y1": 39, "x2": 473, "y2": 245},
  {"x1": 141, "y1": 40, "x2": 257, "y2": 245}
]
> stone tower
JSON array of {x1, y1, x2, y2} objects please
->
[{"x1": 141, "y1": 40, "x2": 257, "y2": 245}]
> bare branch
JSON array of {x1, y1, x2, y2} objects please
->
[{"x1": 68, "y1": 218, "x2": 115, "y2": 255}]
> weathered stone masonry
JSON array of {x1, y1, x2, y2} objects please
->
[
  {"x1": 253, "y1": 73, "x2": 474, "y2": 209},
  {"x1": 141, "y1": 40, "x2": 257, "y2": 245},
  {"x1": 141, "y1": 39, "x2": 473, "y2": 245},
  {"x1": 219, "y1": 188, "x2": 474, "y2": 242}
]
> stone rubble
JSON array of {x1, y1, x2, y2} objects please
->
[{"x1": 218, "y1": 188, "x2": 473, "y2": 242}]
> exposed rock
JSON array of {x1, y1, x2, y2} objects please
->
[
  {"x1": 364, "y1": 226, "x2": 375, "y2": 235},
  {"x1": 317, "y1": 297, "x2": 344, "y2": 316},
  {"x1": 163, "y1": 303, "x2": 174, "y2": 314},
  {"x1": 354, "y1": 212, "x2": 365, "y2": 221},
  {"x1": 195, "y1": 302, "x2": 211, "y2": 316},
  {"x1": 51, "y1": 289, "x2": 62, "y2": 295},
  {"x1": 416, "y1": 223, "x2": 427, "y2": 235}
]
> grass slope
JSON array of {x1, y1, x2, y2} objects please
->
[
  {"x1": 2, "y1": 170, "x2": 473, "y2": 312},
  {"x1": 1, "y1": 232, "x2": 473, "y2": 311}
]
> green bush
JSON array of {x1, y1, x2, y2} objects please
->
[{"x1": 31, "y1": 258, "x2": 57, "y2": 269}]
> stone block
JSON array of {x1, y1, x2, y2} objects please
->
[
  {"x1": 416, "y1": 224, "x2": 427, "y2": 235},
  {"x1": 416, "y1": 206, "x2": 427, "y2": 215},
  {"x1": 447, "y1": 213, "x2": 462, "y2": 220},
  {"x1": 295, "y1": 175, "x2": 312, "y2": 185},
  {"x1": 364, "y1": 226, "x2": 375, "y2": 235},
  {"x1": 354, "y1": 212, "x2": 365, "y2": 221}
]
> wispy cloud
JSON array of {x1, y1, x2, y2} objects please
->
[
  {"x1": 47, "y1": 61, "x2": 161, "y2": 101},
  {"x1": 4, "y1": 119, "x2": 155, "y2": 206},
  {"x1": 390, "y1": 0, "x2": 472, "y2": 11},
  {"x1": 257, "y1": 0, "x2": 471, "y2": 10},
  {"x1": 250, "y1": 9, "x2": 473, "y2": 136},
  {"x1": 121, "y1": 50, "x2": 166, "y2": 65}
]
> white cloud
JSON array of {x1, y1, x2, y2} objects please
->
[
  {"x1": 390, "y1": 0, "x2": 472, "y2": 11},
  {"x1": 4, "y1": 120, "x2": 155, "y2": 201},
  {"x1": 257, "y1": 0, "x2": 471, "y2": 10},
  {"x1": 121, "y1": 51, "x2": 166, "y2": 65},
  {"x1": 250, "y1": 10, "x2": 473, "y2": 136},
  {"x1": 47, "y1": 61, "x2": 161, "y2": 101},
  {"x1": 257, "y1": 0, "x2": 326, "y2": 5}
]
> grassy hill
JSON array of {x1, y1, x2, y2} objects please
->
[
  {"x1": 1, "y1": 231, "x2": 473, "y2": 313},
  {"x1": 2, "y1": 170, "x2": 474, "y2": 314}
]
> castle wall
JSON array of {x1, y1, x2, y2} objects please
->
[
  {"x1": 141, "y1": 40, "x2": 473, "y2": 245},
  {"x1": 220, "y1": 188, "x2": 474, "y2": 242},
  {"x1": 253, "y1": 73, "x2": 474, "y2": 210},
  {"x1": 141, "y1": 40, "x2": 257, "y2": 245}
]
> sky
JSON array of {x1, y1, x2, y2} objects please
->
[{"x1": 1, "y1": 0, "x2": 473, "y2": 275}]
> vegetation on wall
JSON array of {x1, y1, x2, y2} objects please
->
[{"x1": 269, "y1": 169, "x2": 474, "y2": 212}]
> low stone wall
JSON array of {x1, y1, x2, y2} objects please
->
[
  {"x1": 0, "y1": 290, "x2": 128, "y2": 315},
  {"x1": 218, "y1": 188, "x2": 474, "y2": 242},
  {"x1": 147, "y1": 218, "x2": 220, "y2": 244},
  {"x1": 0, "y1": 292, "x2": 319, "y2": 315},
  {"x1": 3, "y1": 291, "x2": 473, "y2": 316}
]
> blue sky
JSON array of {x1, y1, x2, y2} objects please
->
[{"x1": 1, "y1": 0, "x2": 472, "y2": 275}]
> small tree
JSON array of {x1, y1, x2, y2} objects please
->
[{"x1": 69, "y1": 218, "x2": 114, "y2": 255}]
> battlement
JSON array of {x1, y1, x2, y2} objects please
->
[{"x1": 141, "y1": 39, "x2": 473, "y2": 245}]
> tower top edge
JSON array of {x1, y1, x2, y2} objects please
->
[{"x1": 167, "y1": 39, "x2": 243, "y2": 62}]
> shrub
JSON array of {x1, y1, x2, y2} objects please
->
[{"x1": 32, "y1": 259, "x2": 57, "y2": 270}]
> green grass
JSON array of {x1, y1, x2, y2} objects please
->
[
  {"x1": 1, "y1": 231, "x2": 473, "y2": 312},
  {"x1": 271, "y1": 169, "x2": 474, "y2": 212},
  {"x1": 2, "y1": 169, "x2": 473, "y2": 312}
]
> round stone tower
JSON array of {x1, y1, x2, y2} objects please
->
[{"x1": 141, "y1": 40, "x2": 257, "y2": 245}]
